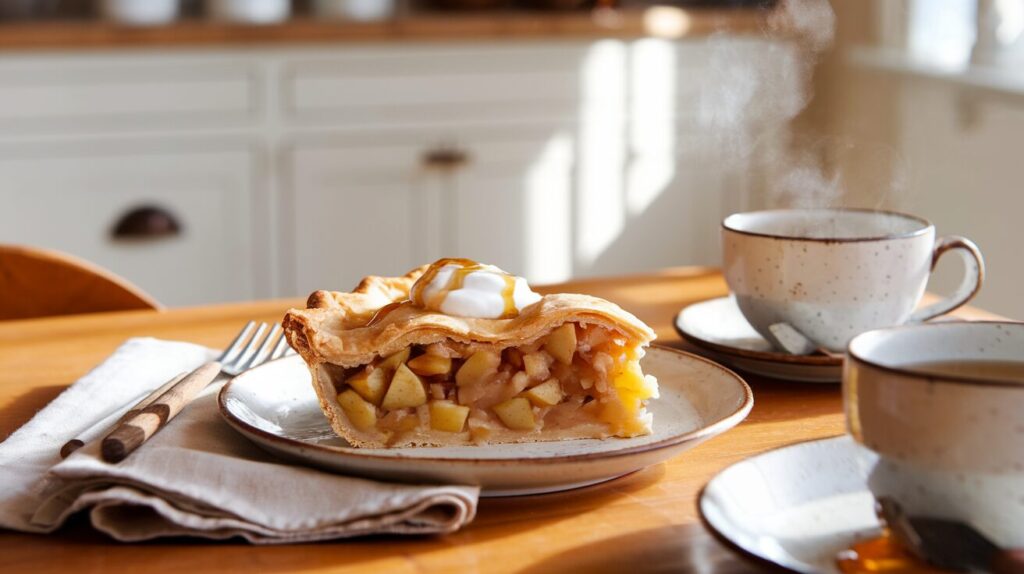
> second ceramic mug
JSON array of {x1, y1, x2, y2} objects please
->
[
  {"x1": 721, "y1": 208, "x2": 985, "y2": 351},
  {"x1": 844, "y1": 321, "x2": 1024, "y2": 547}
]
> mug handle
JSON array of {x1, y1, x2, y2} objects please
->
[{"x1": 907, "y1": 236, "x2": 985, "y2": 323}]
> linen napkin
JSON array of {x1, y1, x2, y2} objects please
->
[{"x1": 0, "y1": 338, "x2": 478, "y2": 543}]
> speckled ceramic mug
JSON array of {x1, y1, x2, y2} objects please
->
[
  {"x1": 722, "y1": 209, "x2": 985, "y2": 351},
  {"x1": 845, "y1": 322, "x2": 1024, "y2": 547}
]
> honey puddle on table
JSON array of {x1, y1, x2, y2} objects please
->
[{"x1": 836, "y1": 531, "x2": 951, "y2": 574}]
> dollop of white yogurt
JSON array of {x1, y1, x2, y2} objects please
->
[{"x1": 411, "y1": 260, "x2": 541, "y2": 319}]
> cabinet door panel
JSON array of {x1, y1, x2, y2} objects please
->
[
  {"x1": 0, "y1": 57, "x2": 255, "y2": 133},
  {"x1": 0, "y1": 144, "x2": 255, "y2": 306},
  {"x1": 285, "y1": 44, "x2": 586, "y2": 127},
  {"x1": 453, "y1": 134, "x2": 574, "y2": 285},
  {"x1": 288, "y1": 143, "x2": 443, "y2": 295}
]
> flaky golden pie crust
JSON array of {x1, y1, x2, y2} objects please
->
[{"x1": 282, "y1": 265, "x2": 657, "y2": 447}]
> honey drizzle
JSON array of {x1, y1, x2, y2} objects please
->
[
  {"x1": 409, "y1": 258, "x2": 521, "y2": 319},
  {"x1": 500, "y1": 274, "x2": 517, "y2": 318},
  {"x1": 409, "y1": 257, "x2": 476, "y2": 307},
  {"x1": 365, "y1": 300, "x2": 410, "y2": 327}
]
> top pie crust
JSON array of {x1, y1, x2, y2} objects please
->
[{"x1": 284, "y1": 265, "x2": 656, "y2": 369}]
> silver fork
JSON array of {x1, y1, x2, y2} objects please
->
[
  {"x1": 219, "y1": 320, "x2": 294, "y2": 376},
  {"x1": 87, "y1": 321, "x2": 294, "y2": 462}
]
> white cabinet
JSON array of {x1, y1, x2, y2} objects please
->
[
  {"x1": 0, "y1": 141, "x2": 256, "y2": 306},
  {"x1": 282, "y1": 43, "x2": 586, "y2": 128},
  {"x1": 286, "y1": 127, "x2": 579, "y2": 293},
  {"x1": 0, "y1": 54, "x2": 256, "y2": 135},
  {"x1": 451, "y1": 133, "x2": 574, "y2": 284},
  {"x1": 0, "y1": 38, "x2": 795, "y2": 305},
  {"x1": 286, "y1": 138, "x2": 446, "y2": 294}
]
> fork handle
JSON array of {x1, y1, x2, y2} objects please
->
[{"x1": 101, "y1": 361, "x2": 222, "y2": 463}]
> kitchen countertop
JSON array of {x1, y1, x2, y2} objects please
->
[
  {"x1": 0, "y1": 8, "x2": 770, "y2": 51},
  {"x1": 0, "y1": 267, "x2": 1002, "y2": 573}
]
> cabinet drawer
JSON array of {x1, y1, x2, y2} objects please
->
[
  {"x1": 0, "y1": 143, "x2": 255, "y2": 306},
  {"x1": 0, "y1": 58, "x2": 255, "y2": 133},
  {"x1": 284, "y1": 44, "x2": 588, "y2": 125}
]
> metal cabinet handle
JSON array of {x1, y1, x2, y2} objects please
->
[
  {"x1": 422, "y1": 147, "x2": 470, "y2": 170},
  {"x1": 111, "y1": 205, "x2": 182, "y2": 240}
]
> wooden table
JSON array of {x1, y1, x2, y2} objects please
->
[{"x1": 0, "y1": 267, "x2": 1000, "y2": 573}]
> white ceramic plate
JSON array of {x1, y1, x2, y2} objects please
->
[
  {"x1": 700, "y1": 435, "x2": 882, "y2": 573},
  {"x1": 219, "y1": 347, "x2": 753, "y2": 497},
  {"x1": 675, "y1": 296, "x2": 843, "y2": 383}
]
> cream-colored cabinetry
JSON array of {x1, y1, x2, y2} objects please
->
[
  {"x1": 0, "y1": 52, "x2": 256, "y2": 134},
  {"x1": 0, "y1": 51, "x2": 261, "y2": 306},
  {"x1": 285, "y1": 137, "x2": 445, "y2": 295},
  {"x1": 450, "y1": 133, "x2": 575, "y2": 284},
  {"x1": 0, "y1": 141, "x2": 256, "y2": 305},
  {"x1": 0, "y1": 38, "x2": 795, "y2": 305},
  {"x1": 285, "y1": 128, "x2": 574, "y2": 293}
]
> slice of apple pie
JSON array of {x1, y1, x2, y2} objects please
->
[{"x1": 282, "y1": 259, "x2": 658, "y2": 448}]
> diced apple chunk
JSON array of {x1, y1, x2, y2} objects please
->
[
  {"x1": 381, "y1": 364, "x2": 427, "y2": 410},
  {"x1": 429, "y1": 400, "x2": 470, "y2": 433},
  {"x1": 493, "y1": 397, "x2": 536, "y2": 431},
  {"x1": 544, "y1": 323, "x2": 577, "y2": 365},
  {"x1": 378, "y1": 348, "x2": 411, "y2": 373},
  {"x1": 455, "y1": 350, "x2": 500, "y2": 386},
  {"x1": 429, "y1": 383, "x2": 447, "y2": 401},
  {"x1": 407, "y1": 353, "x2": 452, "y2": 377},
  {"x1": 345, "y1": 367, "x2": 388, "y2": 405},
  {"x1": 510, "y1": 371, "x2": 530, "y2": 394},
  {"x1": 469, "y1": 424, "x2": 493, "y2": 443},
  {"x1": 337, "y1": 389, "x2": 377, "y2": 431},
  {"x1": 523, "y1": 351, "x2": 552, "y2": 381},
  {"x1": 523, "y1": 379, "x2": 564, "y2": 407}
]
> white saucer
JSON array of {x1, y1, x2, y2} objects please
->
[
  {"x1": 218, "y1": 347, "x2": 753, "y2": 497},
  {"x1": 674, "y1": 296, "x2": 843, "y2": 383},
  {"x1": 700, "y1": 435, "x2": 881, "y2": 574}
]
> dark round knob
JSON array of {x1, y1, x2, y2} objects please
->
[{"x1": 110, "y1": 205, "x2": 181, "y2": 240}]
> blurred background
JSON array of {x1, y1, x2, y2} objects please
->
[{"x1": 1, "y1": 0, "x2": 1021, "y2": 317}]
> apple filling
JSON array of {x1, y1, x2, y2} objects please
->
[{"x1": 328, "y1": 323, "x2": 658, "y2": 445}]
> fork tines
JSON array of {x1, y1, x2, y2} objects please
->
[{"x1": 219, "y1": 321, "x2": 293, "y2": 376}]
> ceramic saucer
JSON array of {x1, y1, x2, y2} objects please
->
[
  {"x1": 699, "y1": 435, "x2": 881, "y2": 574},
  {"x1": 674, "y1": 296, "x2": 842, "y2": 382}
]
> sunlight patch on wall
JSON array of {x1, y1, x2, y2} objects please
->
[
  {"x1": 627, "y1": 39, "x2": 677, "y2": 215},
  {"x1": 576, "y1": 40, "x2": 627, "y2": 268},
  {"x1": 909, "y1": 0, "x2": 977, "y2": 67},
  {"x1": 525, "y1": 133, "x2": 574, "y2": 284}
]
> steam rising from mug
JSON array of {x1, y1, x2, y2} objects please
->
[
  {"x1": 698, "y1": 0, "x2": 834, "y2": 133},
  {"x1": 699, "y1": 0, "x2": 903, "y2": 212}
]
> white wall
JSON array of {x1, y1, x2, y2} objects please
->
[
  {"x1": 809, "y1": 0, "x2": 1024, "y2": 319},
  {"x1": 896, "y1": 80, "x2": 1024, "y2": 319}
]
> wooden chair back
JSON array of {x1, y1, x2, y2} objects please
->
[{"x1": 0, "y1": 245, "x2": 160, "y2": 320}]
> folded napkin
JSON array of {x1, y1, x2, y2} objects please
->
[{"x1": 0, "y1": 338, "x2": 478, "y2": 543}]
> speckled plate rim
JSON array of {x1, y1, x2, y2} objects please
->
[
  {"x1": 218, "y1": 345, "x2": 754, "y2": 465},
  {"x1": 674, "y1": 299, "x2": 843, "y2": 367}
]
